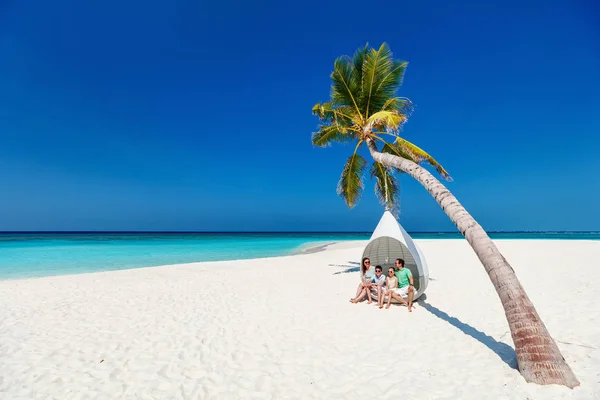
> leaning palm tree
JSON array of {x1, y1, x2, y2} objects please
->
[{"x1": 312, "y1": 43, "x2": 579, "y2": 388}]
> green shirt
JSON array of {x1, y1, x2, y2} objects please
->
[{"x1": 395, "y1": 268, "x2": 412, "y2": 288}]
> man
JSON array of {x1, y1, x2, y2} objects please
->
[
  {"x1": 351, "y1": 265, "x2": 385, "y2": 304},
  {"x1": 393, "y1": 258, "x2": 415, "y2": 312}
]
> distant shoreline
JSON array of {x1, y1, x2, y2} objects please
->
[
  {"x1": 2, "y1": 235, "x2": 598, "y2": 281},
  {"x1": 294, "y1": 242, "x2": 337, "y2": 254}
]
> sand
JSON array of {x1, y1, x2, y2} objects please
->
[{"x1": 1, "y1": 239, "x2": 599, "y2": 399}]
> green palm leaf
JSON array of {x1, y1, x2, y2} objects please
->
[
  {"x1": 331, "y1": 57, "x2": 362, "y2": 118},
  {"x1": 361, "y1": 43, "x2": 393, "y2": 118},
  {"x1": 312, "y1": 102, "x2": 361, "y2": 126},
  {"x1": 370, "y1": 161, "x2": 400, "y2": 211},
  {"x1": 394, "y1": 138, "x2": 452, "y2": 180},
  {"x1": 312, "y1": 125, "x2": 356, "y2": 147},
  {"x1": 372, "y1": 60, "x2": 408, "y2": 109},
  {"x1": 352, "y1": 45, "x2": 369, "y2": 90},
  {"x1": 381, "y1": 97, "x2": 413, "y2": 115},
  {"x1": 337, "y1": 152, "x2": 367, "y2": 208},
  {"x1": 367, "y1": 111, "x2": 407, "y2": 134},
  {"x1": 381, "y1": 141, "x2": 418, "y2": 162}
]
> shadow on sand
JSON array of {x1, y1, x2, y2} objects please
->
[
  {"x1": 419, "y1": 300, "x2": 518, "y2": 370},
  {"x1": 330, "y1": 261, "x2": 361, "y2": 275}
]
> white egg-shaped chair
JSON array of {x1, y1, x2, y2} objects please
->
[{"x1": 362, "y1": 210, "x2": 429, "y2": 301}]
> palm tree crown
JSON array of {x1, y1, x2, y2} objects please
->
[{"x1": 312, "y1": 43, "x2": 451, "y2": 212}]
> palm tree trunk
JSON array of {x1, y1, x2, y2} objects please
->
[{"x1": 366, "y1": 139, "x2": 579, "y2": 388}]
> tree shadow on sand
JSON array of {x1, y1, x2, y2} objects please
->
[
  {"x1": 419, "y1": 300, "x2": 518, "y2": 370},
  {"x1": 330, "y1": 261, "x2": 360, "y2": 275}
]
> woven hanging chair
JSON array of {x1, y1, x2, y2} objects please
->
[{"x1": 362, "y1": 210, "x2": 429, "y2": 300}]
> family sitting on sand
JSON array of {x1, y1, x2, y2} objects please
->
[{"x1": 350, "y1": 257, "x2": 415, "y2": 312}]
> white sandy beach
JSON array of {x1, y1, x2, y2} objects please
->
[{"x1": 1, "y1": 239, "x2": 599, "y2": 400}]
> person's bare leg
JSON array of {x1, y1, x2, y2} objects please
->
[
  {"x1": 351, "y1": 288, "x2": 367, "y2": 303},
  {"x1": 378, "y1": 288, "x2": 385, "y2": 308},
  {"x1": 356, "y1": 283, "x2": 365, "y2": 297},
  {"x1": 366, "y1": 286, "x2": 373, "y2": 304},
  {"x1": 407, "y1": 286, "x2": 414, "y2": 312},
  {"x1": 399, "y1": 292, "x2": 409, "y2": 307},
  {"x1": 358, "y1": 288, "x2": 368, "y2": 303},
  {"x1": 389, "y1": 291, "x2": 408, "y2": 308},
  {"x1": 350, "y1": 283, "x2": 364, "y2": 302},
  {"x1": 386, "y1": 290, "x2": 394, "y2": 309}
]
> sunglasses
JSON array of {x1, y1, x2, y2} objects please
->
[{"x1": 365, "y1": 261, "x2": 371, "y2": 264}]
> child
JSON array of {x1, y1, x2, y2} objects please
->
[
  {"x1": 351, "y1": 265, "x2": 385, "y2": 304},
  {"x1": 384, "y1": 267, "x2": 409, "y2": 309},
  {"x1": 370, "y1": 265, "x2": 385, "y2": 304}
]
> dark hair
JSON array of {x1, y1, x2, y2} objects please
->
[
  {"x1": 395, "y1": 258, "x2": 405, "y2": 267},
  {"x1": 361, "y1": 257, "x2": 370, "y2": 274},
  {"x1": 375, "y1": 265, "x2": 382, "y2": 271}
]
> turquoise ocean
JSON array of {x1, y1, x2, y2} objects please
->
[{"x1": 1, "y1": 232, "x2": 598, "y2": 280}]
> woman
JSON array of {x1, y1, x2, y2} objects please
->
[{"x1": 350, "y1": 257, "x2": 375, "y2": 303}]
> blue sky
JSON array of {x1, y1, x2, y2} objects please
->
[{"x1": 1, "y1": 0, "x2": 598, "y2": 232}]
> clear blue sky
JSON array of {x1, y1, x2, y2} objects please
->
[{"x1": 1, "y1": 0, "x2": 598, "y2": 232}]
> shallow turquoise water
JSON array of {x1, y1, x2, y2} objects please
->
[
  {"x1": 0, "y1": 232, "x2": 597, "y2": 280},
  {"x1": 0, "y1": 233, "x2": 369, "y2": 279}
]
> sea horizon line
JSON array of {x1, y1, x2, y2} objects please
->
[{"x1": 1, "y1": 231, "x2": 598, "y2": 234}]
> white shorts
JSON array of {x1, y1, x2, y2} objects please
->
[{"x1": 392, "y1": 286, "x2": 412, "y2": 297}]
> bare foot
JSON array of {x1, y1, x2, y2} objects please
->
[
  {"x1": 367, "y1": 300, "x2": 372, "y2": 304},
  {"x1": 379, "y1": 305, "x2": 383, "y2": 309},
  {"x1": 408, "y1": 306, "x2": 413, "y2": 312},
  {"x1": 385, "y1": 304, "x2": 390, "y2": 309}
]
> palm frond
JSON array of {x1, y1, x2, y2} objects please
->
[
  {"x1": 361, "y1": 43, "x2": 393, "y2": 118},
  {"x1": 312, "y1": 125, "x2": 356, "y2": 147},
  {"x1": 312, "y1": 102, "x2": 323, "y2": 116},
  {"x1": 337, "y1": 152, "x2": 367, "y2": 208},
  {"x1": 381, "y1": 141, "x2": 418, "y2": 162},
  {"x1": 312, "y1": 102, "x2": 361, "y2": 126},
  {"x1": 331, "y1": 56, "x2": 362, "y2": 119},
  {"x1": 370, "y1": 161, "x2": 400, "y2": 211},
  {"x1": 352, "y1": 44, "x2": 369, "y2": 90},
  {"x1": 367, "y1": 111, "x2": 407, "y2": 134},
  {"x1": 381, "y1": 97, "x2": 414, "y2": 115},
  {"x1": 394, "y1": 137, "x2": 452, "y2": 180},
  {"x1": 371, "y1": 60, "x2": 408, "y2": 110}
]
